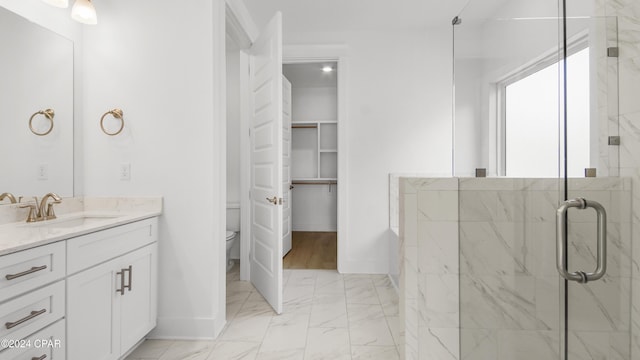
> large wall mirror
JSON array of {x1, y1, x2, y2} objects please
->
[{"x1": 0, "y1": 6, "x2": 74, "y2": 203}]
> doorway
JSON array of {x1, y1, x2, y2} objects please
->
[
  {"x1": 225, "y1": 29, "x2": 243, "y2": 276},
  {"x1": 283, "y1": 62, "x2": 339, "y2": 270},
  {"x1": 224, "y1": 4, "x2": 348, "y2": 315}
]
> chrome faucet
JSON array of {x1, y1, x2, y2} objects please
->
[
  {"x1": 0, "y1": 192, "x2": 17, "y2": 204},
  {"x1": 19, "y1": 193, "x2": 62, "y2": 223}
]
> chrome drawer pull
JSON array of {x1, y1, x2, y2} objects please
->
[
  {"x1": 32, "y1": 355, "x2": 47, "y2": 360},
  {"x1": 5, "y1": 265, "x2": 47, "y2": 280},
  {"x1": 5, "y1": 309, "x2": 46, "y2": 329}
]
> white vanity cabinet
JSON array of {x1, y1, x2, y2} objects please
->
[
  {"x1": 0, "y1": 320, "x2": 66, "y2": 360},
  {"x1": 0, "y1": 241, "x2": 65, "y2": 303},
  {"x1": 66, "y1": 218, "x2": 158, "y2": 360},
  {"x1": 0, "y1": 242, "x2": 66, "y2": 359}
]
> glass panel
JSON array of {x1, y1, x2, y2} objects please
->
[
  {"x1": 505, "y1": 48, "x2": 590, "y2": 177},
  {"x1": 561, "y1": 8, "x2": 629, "y2": 359},
  {"x1": 454, "y1": 1, "x2": 563, "y2": 358},
  {"x1": 453, "y1": 0, "x2": 562, "y2": 178}
]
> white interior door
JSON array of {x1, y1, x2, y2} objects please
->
[
  {"x1": 249, "y1": 12, "x2": 283, "y2": 314},
  {"x1": 282, "y1": 75, "x2": 292, "y2": 257}
]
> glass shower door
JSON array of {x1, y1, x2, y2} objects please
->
[
  {"x1": 454, "y1": 2, "x2": 567, "y2": 358},
  {"x1": 557, "y1": 10, "x2": 629, "y2": 359}
]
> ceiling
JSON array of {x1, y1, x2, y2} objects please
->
[
  {"x1": 283, "y1": 63, "x2": 337, "y2": 88},
  {"x1": 242, "y1": 0, "x2": 472, "y2": 33}
]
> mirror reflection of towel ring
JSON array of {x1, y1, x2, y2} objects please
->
[
  {"x1": 100, "y1": 108, "x2": 125, "y2": 136},
  {"x1": 29, "y1": 109, "x2": 55, "y2": 136}
]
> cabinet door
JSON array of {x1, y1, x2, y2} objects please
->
[
  {"x1": 67, "y1": 259, "x2": 120, "y2": 360},
  {"x1": 119, "y1": 243, "x2": 157, "y2": 353}
]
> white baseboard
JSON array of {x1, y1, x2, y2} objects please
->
[
  {"x1": 148, "y1": 316, "x2": 223, "y2": 340},
  {"x1": 338, "y1": 259, "x2": 386, "y2": 274},
  {"x1": 292, "y1": 224, "x2": 337, "y2": 232}
]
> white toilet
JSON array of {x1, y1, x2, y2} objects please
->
[{"x1": 225, "y1": 230, "x2": 237, "y2": 272}]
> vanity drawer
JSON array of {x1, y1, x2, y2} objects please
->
[
  {"x1": 0, "y1": 319, "x2": 65, "y2": 360},
  {"x1": 67, "y1": 218, "x2": 157, "y2": 275},
  {"x1": 0, "y1": 281, "x2": 64, "y2": 345},
  {"x1": 0, "y1": 242, "x2": 65, "y2": 302}
]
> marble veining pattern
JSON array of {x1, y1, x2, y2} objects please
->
[
  {"x1": 125, "y1": 265, "x2": 400, "y2": 360},
  {"x1": 458, "y1": 178, "x2": 631, "y2": 359},
  {"x1": 399, "y1": 176, "x2": 631, "y2": 359},
  {"x1": 602, "y1": 0, "x2": 640, "y2": 357},
  {"x1": 400, "y1": 177, "x2": 460, "y2": 360}
]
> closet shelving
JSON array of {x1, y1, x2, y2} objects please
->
[{"x1": 291, "y1": 120, "x2": 337, "y2": 183}]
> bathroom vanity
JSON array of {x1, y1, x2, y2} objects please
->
[{"x1": 0, "y1": 197, "x2": 161, "y2": 360}]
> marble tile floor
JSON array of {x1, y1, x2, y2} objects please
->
[{"x1": 125, "y1": 262, "x2": 400, "y2": 360}]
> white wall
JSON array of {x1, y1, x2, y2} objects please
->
[
  {"x1": 289, "y1": 82, "x2": 338, "y2": 231},
  {"x1": 283, "y1": 29, "x2": 453, "y2": 273},
  {"x1": 291, "y1": 86, "x2": 337, "y2": 122},
  {"x1": 226, "y1": 49, "x2": 242, "y2": 208},
  {"x1": 226, "y1": 47, "x2": 241, "y2": 258},
  {"x1": 81, "y1": 0, "x2": 226, "y2": 338},
  {"x1": 291, "y1": 185, "x2": 337, "y2": 231}
]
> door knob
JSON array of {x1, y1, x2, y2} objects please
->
[{"x1": 266, "y1": 196, "x2": 278, "y2": 205}]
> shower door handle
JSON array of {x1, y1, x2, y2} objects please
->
[{"x1": 556, "y1": 198, "x2": 607, "y2": 283}]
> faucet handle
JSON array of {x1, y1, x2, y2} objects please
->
[
  {"x1": 19, "y1": 204, "x2": 37, "y2": 223},
  {"x1": 45, "y1": 201, "x2": 61, "y2": 219},
  {"x1": 39, "y1": 194, "x2": 61, "y2": 220}
]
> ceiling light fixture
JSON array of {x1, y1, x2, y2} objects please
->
[
  {"x1": 41, "y1": 0, "x2": 69, "y2": 8},
  {"x1": 71, "y1": 0, "x2": 97, "y2": 25},
  {"x1": 42, "y1": 0, "x2": 98, "y2": 25},
  {"x1": 322, "y1": 66, "x2": 333, "y2": 73}
]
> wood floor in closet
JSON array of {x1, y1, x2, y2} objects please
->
[{"x1": 283, "y1": 231, "x2": 337, "y2": 270}]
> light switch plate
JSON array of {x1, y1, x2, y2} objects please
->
[
  {"x1": 37, "y1": 164, "x2": 48, "y2": 180},
  {"x1": 120, "y1": 163, "x2": 131, "y2": 181}
]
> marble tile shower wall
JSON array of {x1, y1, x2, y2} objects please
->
[
  {"x1": 400, "y1": 177, "x2": 460, "y2": 360},
  {"x1": 459, "y1": 177, "x2": 631, "y2": 360},
  {"x1": 399, "y1": 177, "x2": 631, "y2": 360},
  {"x1": 599, "y1": 0, "x2": 640, "y2": 357}
]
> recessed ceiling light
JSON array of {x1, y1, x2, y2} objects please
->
[{"x1": 322, "y1": 66, "x2": 333, "y2": 73}]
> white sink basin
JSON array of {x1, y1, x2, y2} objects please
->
[{"x1": 24, "y1": 215, "x2": 122, "y2": 229}]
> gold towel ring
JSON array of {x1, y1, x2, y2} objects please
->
[
  {"x1": 29, "y1": 109, "x2": 55, "y2": 136},
  {"x1": 100, "y1": 108, "x2": 125, "y2": 136}
]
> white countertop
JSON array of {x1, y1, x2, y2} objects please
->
[{"x1": 0, "y1": 197, "x2": 162, "y2": 256}]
